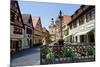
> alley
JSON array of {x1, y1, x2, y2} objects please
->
[{"x1": 11, "y1": 47, "x2": 40, "y2": 66}]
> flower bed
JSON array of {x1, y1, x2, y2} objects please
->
[{"x1": 40, "y1": 44, "x2": 95, "y2": 64}]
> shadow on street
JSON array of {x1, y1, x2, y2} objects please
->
[{"x1": 11, "y1": 46, "x2": 40, "y2": 60}]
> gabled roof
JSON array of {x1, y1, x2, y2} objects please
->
[
  {"x1": 22, "y1": 14, "x2": 33, "y2": 28},
  {"x1": 42, "y1": 27, "x2": 47, "y2": 32},
  {"x1": 42, "y1": 27, "x2": 49, "y2": 34},
  {"x1": 22, "y1": 14, "x2": 31, "y2": 24},
  {"x1": 32, "y1": 16, "x2": 40, "y2": 28},
  {"x1": 11, "y1": 1, "x2": 24, "y2": 28},
  {"x1": 55, "y1": 15, "x2": 71, "y2": 26}
]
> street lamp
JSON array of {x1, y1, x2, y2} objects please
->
[{"x1": 58, "y1": 10, "x2": 64, "y2": 45}]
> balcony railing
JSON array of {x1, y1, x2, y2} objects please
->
[{"x1": 40, "y1": 43, "x2": 95, "y2": 65}]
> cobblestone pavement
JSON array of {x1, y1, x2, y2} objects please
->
[{"x1": 11, "y1": 47, "x2": 40, "y2": 67}]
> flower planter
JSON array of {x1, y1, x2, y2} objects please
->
[
  {"x1": 55, "y1": 58, "x2": 59, "y2": 62},
  {"x1": 81, "y1": 56, "x2": 85, "y2": 59},
  {"x1": 59, "y1": 57, "x2": 63, "y2": 61},
  {"x1": 85, "y1": 56, "x2": 88, "y2": 59},
  {"x1": 63, "y1": 57, "x2": 66, "y2": 61},
  {"x1": 65, "y1": 57, "x2": 72, "y2": 62},
  {"x1": 72, "y1": 56, "x2": 80, "y2": 62},
  {"x1": 42, "y1": 59, "x2": 45, "y2": 63},
  {"x1": 40, "y1": 45, "x2": 95, "y2": 64},
  {"x1": 91, "y1": 55, "x2": 95, "y2": 58},
  {"x1": 88, "y1": 56, "x2": 92, "y2": 58},
  {"x1": 74, "y1": 56, "x2": 81, "y2": 60}
]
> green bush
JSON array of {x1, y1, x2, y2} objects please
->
[
  {"x1": 84, "y1": 47, "x2": 95, "y2": 56},
  {"x1": 42, "y1": 47, "x2": 51, "y2": 58},
  {"x1": 62, "y1": 47, "x2": 75, "y2": 57},
  {"x1": 54, "y1": 50, "x2": 63, "y2": 58},
  {"x1": 46, "y1": 51, "x2": 55, "y2": 59},
  {"x1": 64, "y1": 29, "x2": 69, "y2": 36}
]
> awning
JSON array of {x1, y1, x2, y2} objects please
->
[{"x1": 74, "y1": 29, "x2": 92, "y2": 36}]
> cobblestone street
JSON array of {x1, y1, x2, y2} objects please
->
[{"x1": 11, "y1": 47, "x2": 40, "y2": 66}]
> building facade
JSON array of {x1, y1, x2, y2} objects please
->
[
  {"x1": 62, "y1": 16, "x2": 71, "y2": 43},
  {"x1": 32, "y1": 17, "x2": 43, "y2": 46},
  {"x1": 68, "y1": 5, "x2": 95, "y2": 43},
  {"x1": 48, "y1": 16, "x2": 71, "y2": 43},
  {"x1": 10, "y1": 1, "x2": 24, "y2": 53},
  {"x1": 22, "y1": 14, "x2": 33, "y2": 48},
  {"x1": 42, "y1": 27, "x2": 50, "y2": 45},
  {"x1": 55, "y1": 15, "x2": 71, "y2": 42},
  {"x1": 48, "y1": 19, "x2": 56, "y2": 42}
]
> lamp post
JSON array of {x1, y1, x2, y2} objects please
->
[{"x1": 58, "y1": 10, "x2": 64, "y2": 45}]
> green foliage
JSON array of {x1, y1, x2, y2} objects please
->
[
  {"x1": 62, "y1": 47, "x2": 75, "y2": 57},
  {"x1": 84, "y1": 47, "x2": 95, "y2": 56},
  {"x1": 46, "y1": 51, "x2": 55, "y2": 59},
  {"x1": 54, "y1": 50, "x2": 63, "y2": 58},
  {"x1": 42, "y1": 47, "x2": 51, "y2": 58},
  {"x1": 64, "y1": 29, "x2": 69, "y2": 36}
]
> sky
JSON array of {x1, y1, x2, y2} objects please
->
[{"x1": 18, "y1": 1, "x2": 80, "y2": 30}]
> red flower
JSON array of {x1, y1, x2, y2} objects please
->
[
  {"x1": 76, "y1": 48, "x2": 81, "y2": 53},
  {"x1": 52, "y1": 47, "x2": 61, "y2": 52}
]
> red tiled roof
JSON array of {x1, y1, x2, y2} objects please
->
[
  {"x1": 62, "y1": 15, "x2": 71, "y2": 26},
  {"x1": 55, "y1": 15, "x2": 71, "y2": 27}
]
